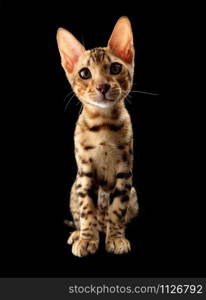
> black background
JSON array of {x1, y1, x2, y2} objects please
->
[{"x1": 0, "y1": 1, "x2": 205, "y2": 277}]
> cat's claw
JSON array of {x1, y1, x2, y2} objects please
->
[
  {"x1": 106, "y1": 237, "x2": 131, "y2": 254},
  {"x1": 72, "y1": 239, "x2": 99, "y2": 257}
]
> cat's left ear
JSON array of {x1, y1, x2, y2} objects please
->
[
  {"x1": 56, "y1": 28, "x2": 85, "y2": 73},
  {"x1": 108, "y1": 16, "x2": 134, "y2": 64}
]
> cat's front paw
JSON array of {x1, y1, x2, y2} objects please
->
[
  {"x1": 72, "y1": 238, "x2": 99, "y2": 257},
  {"x1": 106, "y1": 237, "x2": 131, "y2": 254}
]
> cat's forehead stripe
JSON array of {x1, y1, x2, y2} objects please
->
[
  {"x1": 106, "y1": 55, "x2": 111, "y2": 63},
  {"x1": 89, "y1": 48, "x2": 106, "y2": 63},
  {"x1": 86, "y1": 49, "x2": 112, "y2": 67}
]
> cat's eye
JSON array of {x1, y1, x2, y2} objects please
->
[
  {"x1": 79, "y1": 68, "x2": 91, "y2": 79},
  {"x1": 110, "y1": 63, "x2": 122, "y2": 75}
]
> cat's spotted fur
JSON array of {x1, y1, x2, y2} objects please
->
[{"x1": 57, "y1": 17, "x2": 139, "y2": 256}]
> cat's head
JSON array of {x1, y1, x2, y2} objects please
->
[{"x1": 57, "y1": 17, "x2": 134, "y2": 109}]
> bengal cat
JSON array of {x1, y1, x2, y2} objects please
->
[{"x1": 57, "y1": 16, "x2": 139, "y2": 257}]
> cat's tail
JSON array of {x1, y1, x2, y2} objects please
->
[
  {"x1": 125, "y1": 187, "x2": 139, "y2": 223},
  {"x1": 64, "y1": 219, "x2": 76, "y2": 228}
]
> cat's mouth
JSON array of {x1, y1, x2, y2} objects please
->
[{"x1": 98, "y1": 95, "x2": 115, "y2": 102}]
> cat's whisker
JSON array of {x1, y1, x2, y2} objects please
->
[
  {"x1": 64, "y1": 94, "x2": 75, "y2": 112},
  {"x1": 64, "y1": 90, "x2": 74, "y2": 102},
  {"x1": 121, "y1": 91, "x2": 132, "y2": 103},
  {"x1": 78, "y1": 104, "x2": 83, "y2": 116},
  {"x1": 124, "y1": 92, "x2": 132, "y2": 99},
  {"x1": 125, "y1": 97, "x2": 132, "y2": 104},
  {"x1": 130, "y1": 90, "x2": 159, "y2": 96}
]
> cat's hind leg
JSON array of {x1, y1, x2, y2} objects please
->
[
  {"x1": 67, "y1": 230, "x2": 80, "y2": 245},
  {"x1": 125, "y1": 187, "x2": 139, "y2": 224},
  {"x1": 69, "y1": 179, "x2": 81, "y2": 230},
  {"x1": 67, "y1": 180, "x2": 80, "y2": 245}
]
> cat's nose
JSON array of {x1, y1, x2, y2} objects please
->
[{"x1": 96, "y1": 84, "x2": 110, "y2": 95}]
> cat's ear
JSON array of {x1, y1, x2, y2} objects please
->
[
  {"x1": 56, "y1": 28, "x2": 85, "y2": 73},
  {"x1": 108, "y1": 16, "x2": 134, "y2": 64}
]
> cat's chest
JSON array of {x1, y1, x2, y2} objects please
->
[
  {"x1": 75, "y1": 129, "x2": 126, "y2": 174},
  {"x1": 79, "y1": 129, "x2": 121, "y2": 145},
  {"x1": 75, "y1": 130, "x2": 123, "y2": 159}
]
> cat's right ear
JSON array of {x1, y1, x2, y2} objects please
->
[{"x1": 56, "y1": 28, "x2": 85, "y2": 73}]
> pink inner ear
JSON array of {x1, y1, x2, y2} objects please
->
[
  {"x1": 115, "y1": 46, "x2": 133, "y2": 64},
  {"x1": 64, "y1": 53, "x2": 79, "y2": 73},
  {"x1": 62, "y1": 51, "x2": 79, "y2": 73},
  {"x1": 65, "y1": 61, "x2": 73, "y2": 73},
  {"x1": 110, "y1": 42, "x2": 133, "y2": 64}
]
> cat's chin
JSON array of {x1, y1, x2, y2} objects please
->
[{"x1": 84, "y1": 98, "x2": 118, "y2": 109}]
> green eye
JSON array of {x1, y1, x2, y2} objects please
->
[
  {"x1": 79, "y1": 68, "x2": 91, "y2": 79},
  {"x1": 110, "y1": 62, "x2": 122, "y2": 75}
]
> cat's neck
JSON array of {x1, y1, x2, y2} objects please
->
[{"x1": 82, "y1": 100, "x2": 126, "y2": 122}]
